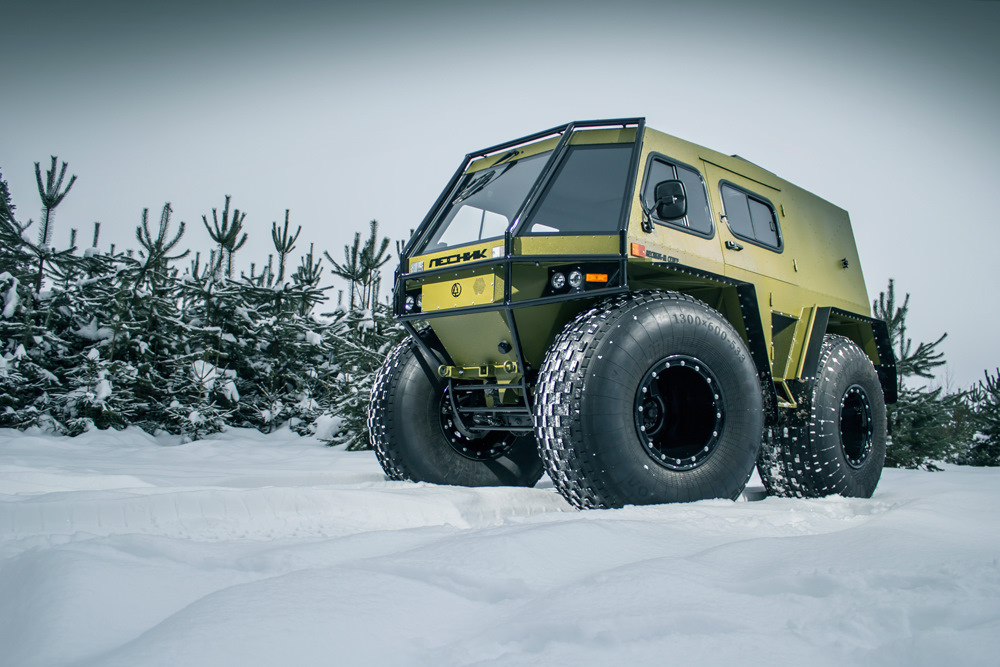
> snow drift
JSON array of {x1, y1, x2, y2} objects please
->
[{"x1": 1, "y1": 427, "x2": 998, "y2": 666}]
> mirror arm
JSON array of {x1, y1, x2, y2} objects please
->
[{"x1": 639, "y1": 198, "x2": 661, "y2": 233}]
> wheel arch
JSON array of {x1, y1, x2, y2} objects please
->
[
  {"x1": 800, "y1": 308, "x2": 897, "y2": 404},
  {"x1": 628, "y1": 263, "x2": 779, "y2": 424}
]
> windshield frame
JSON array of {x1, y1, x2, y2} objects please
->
[
  {"x1": 417, "y1": 150, "x2": 553, "y2": 253},
  {"x1": 511, "y1": 141, "x2": 637, "y2": 239},
  {"x1": 401, "y1": 118, "x2": 646, "y2": 270}
]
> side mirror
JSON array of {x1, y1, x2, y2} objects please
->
[{"x1": 654, "y1": 180, "x2": 687, "y2": 221}]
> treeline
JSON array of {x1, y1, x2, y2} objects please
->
[
  {"x1": 0, "y1": 158, "x2": 402, "y2": 448},
  {"x1": 0, "y1": 158, "x2": 997, "y2": 467}
]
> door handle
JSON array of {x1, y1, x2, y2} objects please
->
[{"x1": 725, "y1": 240, "x2": 744, "y2": 251}]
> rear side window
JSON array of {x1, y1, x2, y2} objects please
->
[
  {"x1": 524, "y1": 144, "x2": 633, "y2": 234},
  {"x1": 720, "y1": 183, "x2": 782, "y2": 251},
  {"x1": 641, "y1": 157, "x2": 713, "y2": 237}
]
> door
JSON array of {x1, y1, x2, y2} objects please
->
[{"x1": 701, "y1": 161, "x2": 796, "y2": 287}]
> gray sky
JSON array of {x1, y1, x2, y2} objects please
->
[{"x1": 2, "y1": 0, "x2": 998, "y2": 388}]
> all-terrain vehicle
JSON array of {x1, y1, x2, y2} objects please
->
[{"x1": 368, "y1": 118, "x2": 896, "y2": 509}]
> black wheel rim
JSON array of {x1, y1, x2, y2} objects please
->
[
  {"x1": 840, "y1": 384, "x2": 874, "y2": 468},
  {"x1": 439, "y1": 387, "x2": 516, "y2": 461},
  {"x1": 634, "y1": 355, "x2": 725, "y2": 471}
]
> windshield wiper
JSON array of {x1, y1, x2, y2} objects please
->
[
  {"x1": 489, "y1": 149, "x2": 520, "y2": 167},
  {"x1": 451, "y1": 150, "x2": 524, "y2": 205},
  {"x1": 452, "y1": 171, "x2": 495, "y2": 204},
  {"x1": 452, "y1": 162, "x2": 513, "y2": 205}
]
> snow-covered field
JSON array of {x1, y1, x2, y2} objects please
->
[{"x1": 1, "y1": 427, "x2": 998, "y2": 667}]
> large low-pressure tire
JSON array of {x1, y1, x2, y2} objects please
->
[
  {"x1": 757, "y1": 334, "x2": 887, "y2": 498},
  {"x1": 534, "y1": 291, "x2": 764, "y2": 509},
  {"x1": 368, "y1": 332, "x2": 544, "y2": 487}
]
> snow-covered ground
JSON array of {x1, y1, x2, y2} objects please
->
[{"x1": 1, "y1": 427, "x2": 998, "y2": 667}]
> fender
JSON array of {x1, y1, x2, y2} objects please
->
[{"x1": 800, "y1": 307, "x2": 897, "y2": 404}]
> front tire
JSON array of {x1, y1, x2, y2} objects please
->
[
  {"x1": 368, "y1": 332, "x2": 543, "y2": 487},
  {"x1": 534, "y1": 291, "x2": 764, "y2": 509}
]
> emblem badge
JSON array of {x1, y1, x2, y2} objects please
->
[{"x1": 451, "y1": 282, "x2": 462, "y2": 297}]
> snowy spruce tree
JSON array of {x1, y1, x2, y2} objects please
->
[
  {"x1": 322, "y1": 220, "x2": 404, "y2": 449},
  {"x1": 0, "y1": 162, "x2": 92, "y2": 431},
  {"x1": 959, "y1": 369, "x2": 1000, "y2": 466},
  {"x1": 0, "y1": 170, "x2": 33, "y2": 419},
  {"x1": 78, "y1": 205, "x2": 193, "y2": 433},
  {"x1": 228, "y1": 225, "x2": 336, "y2": 434},
  {"x1": 44, "y1": 205, "x2": 187, "y2": 434},
  {"x1": 873, "y1": 279, "x2": 972, "y2": 469}
]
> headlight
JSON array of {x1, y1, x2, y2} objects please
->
[
  {"x1": 404, "y1": 295, "x2": 415, "y2": 312},
  {"x1": 568, "y1": 270, "x2": 584, "y2": 289},
  {"x1": 550, "y1": 272, "x2": 566, "y2": 290},
  {"x1": 416, "y1": 294, "x2": 422, "y2": 310}
]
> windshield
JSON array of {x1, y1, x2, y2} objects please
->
[
  {"x1": 520, "y1": 143, "x2": 633, "y2": 235},
  {"x1": 421, "y1": 152, "x2": 550, "y2": 252}
]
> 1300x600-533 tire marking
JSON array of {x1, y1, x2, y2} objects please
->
[{"x1": 533, "y1": 291, "x2": 764, "y2": 509}]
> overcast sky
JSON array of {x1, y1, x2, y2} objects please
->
[{"x1": 2, "y1": 0, "x2": 998, "y2": 388}]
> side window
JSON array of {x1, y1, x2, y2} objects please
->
[
  {"x1": 748, "y1": 198, "x2": 780, "y2": 248},
  {"x1": 641, "y1": 156, "x2": 713, "y2": 237},
  {"x1": 720, "y1": 183, "x2": 782, "y2": 251},
  {"x1": 721, "y1": 185, "x2": 754, "y2": 238}
]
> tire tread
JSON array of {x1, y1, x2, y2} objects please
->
[
  {"x1": 757, "y1": 334, "x2": 886, "y2": 498},
  {"x1": 535, "y1": 290, "x2": 758, "y2": 508}
]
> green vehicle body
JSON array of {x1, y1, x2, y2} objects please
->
[
  {"x1": 393, "y1": 118, "x2": 895, "y2": 414},
  {"x1": 377, "y1": 118, "x2": 895, "y2": 506}
]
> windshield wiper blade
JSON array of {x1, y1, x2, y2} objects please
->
[
  {"x1": 489, "y1": 149, "x2": 520, "y2": 167},
  {"x1": 452, "y1": 171, "x2": 495, "y2": 204},
  {"x1": 451, "y1": 149, "x2": 525, "y2": 205},
  {"x1": 452, "y1": 160, "x2": 514, "y2": 205}
]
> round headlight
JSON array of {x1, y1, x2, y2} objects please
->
[
  {"x1": 416, "y1": 294, "x2": 422, "y2": 310},
  {"x1": 404, "y1": 295, "x2": 415, "y2": 312},
  {"x1": 568, "y1": 270, "x2": 584, "y2": 289},
  {"x1": 550, "y1": 272, "x2": 566, "y2": 290}
]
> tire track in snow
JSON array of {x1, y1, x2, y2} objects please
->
[{"x1": 0, "y1": 485, "x2": 573, "y2": 545}]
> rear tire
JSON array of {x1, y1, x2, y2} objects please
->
[
  {"x1": 534, "y1": 291, "x2": 763, "y2": 509},
  {"x1": 756, "y1": 334, "x2": 886, "y2": 498},
  {"x1": 368, "y1": 333, "x2": 543, "y2": 487}
]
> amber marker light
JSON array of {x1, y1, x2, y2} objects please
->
[
  {"x1": 585, "y1": 273, "x2": 608, "y2": 283},
  {"x1": 630, "y1": 242, "x2": 646, "y2": 258}
]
